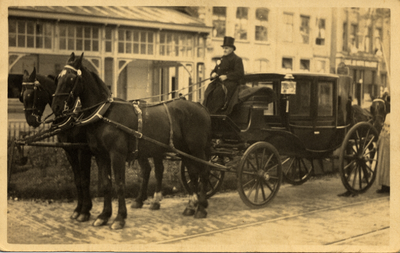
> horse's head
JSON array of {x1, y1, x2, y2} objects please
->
[
  {"x1": 370, "y1": 97, "x2": 389, "y2": 133},
  {"x1": 52, "y1": 52, "x2": 111, "y2": 118},
  {"x1": 52, "y1": 52, "x2": 85, "y2": 118},
  {"x1": 20, "y1": 67, "x2": 53, "y2": 128}
]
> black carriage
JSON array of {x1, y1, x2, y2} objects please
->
[{"x1": 182, "y1": 72, "x2": 379, "y2": 208}]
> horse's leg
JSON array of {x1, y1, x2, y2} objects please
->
[
  {"x1": 149, "y1": 157, "x2": 164, "y2": 210},
  {"x1": 93, "y1": 155, "x2": 113, "y2": 227},
  {"x1": 63, "y1": 148, "x2": 85, "y2": 220},
  {"x1": 181, "y1": 159, "x2": 200, "y2": 216},
  {"x1": 185, "y1": 147, "x2": 209, "y2": 219},
  {"x1": 76, "y1": 149, "x2": 93, "y2": 222},
  {"x1": 109, "y1": 150, "x2": 127, "y2": 230},
  {"x1": 131, "y1": 157, "x2": 151, "y2": 208}
]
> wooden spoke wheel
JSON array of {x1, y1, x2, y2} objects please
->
[
  {"x1": 180, "y1": 161, "x2": 225, "y2": 199},
  {"x1": 339, "y1": 122, "x2": 379, "y2": 194},
  {"x1": 237, "y1": 142, "x2": 282, "y2": 209},
  {"x1": 281, "y1": 156, "x2": 313, "y2": 185}
]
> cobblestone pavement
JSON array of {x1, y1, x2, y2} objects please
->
[{"x1": 4, "y1": 174, "x2": 397, "y2": 252}]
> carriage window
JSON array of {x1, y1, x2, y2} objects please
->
[
  {"x1": 289, "y1": 81, "x2": 311, "y2": 116},
  {"x1": 318, "y1": 82, "x2": 333, "y2": 116}
]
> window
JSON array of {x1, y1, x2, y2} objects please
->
[
  {"x1": 318, "y1": 82, "x2": 333, "y2": 116},
  {"x1": 197, "y1": 36, "x2": 205, "y2": 58},
  {"x1": 300, "y1": 15, "x2": 310, "y2": 44},
  {"x1": 9, "y1": 20, "x2": 52, "y2": 49},
  {"x1": 350, "y1": 24, "x2": 358, "y2": 52},
  {"x1": 212, "y1": 7, "x2": 226, "y2": 37},
  {"x1": 255, "y1": 8, "x2": 269, "y2": 42},
  {"x1": 59, "y1": 25, "x2": 99, "y2": 52},
  {"x1": 282, "y1": 58, "x2": 293, "y2": 71},
  {"x1": 315, "y1": 19, "x2": 325, "y2": 45},
  {"x1": 289, "y1": 81, "x2": 311, "y2": 116},
  {"x1": 159, "y1": 32, "x2": 193, "y2": 57},
  {"x1": 283, "y1": 13, "x2": 293, "y2": 42},
  {"x1": 374, "y1": 28, "x2": 383, "y2": 56},
  {"x1": 300, "y1": 59, "x2": 310, "y2": 71},
  {"x1": 118, "y1": 29, "x2": 154, "y2": 55},
  {"x1": 235, "y1": 7, "x2": 248, "y2": 40},
  {"x1": 364, "y1": 27, "x2": 372, "y2": 53},
  {"x1": 105, "y1": 27, "x2": 113, "y2": 52},
  {"x1": 254, "y1": 59, "x2": 270, "y2": 72},
  {"x1": 342, "y1": 22, "x2": 348, "y2": 51}
]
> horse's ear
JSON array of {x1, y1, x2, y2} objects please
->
[
  {"x1": 23, "y1": 69, "x2": 29, "y2": 76},
  {"x1": 67, "y1": 52, "x2": 75, "y2": 63},
  {"x1": 76, "y1": 52, "x2": 84, "y2": 69},
  {"x1": 30, "y1": 67, "x2": 36, "y2": 80}
]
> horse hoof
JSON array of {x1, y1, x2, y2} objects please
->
[
  {"x1": 130, "y1": 201, "x2": 143, "y2": 209},
  {"x1": 70, "y1": 211, "x2": 79, "y2": 220},
  {"x1": 182, "y1": 207, "x2": 195, "y2": 216},
  {"x1": 93, "y1": 218, "x2": 108, "y2": 227},
  {"x1": 76, "y1": 213, "x2": 90, "y2": 222},
  {"x1": 110, "y1": 220, "x2": 125, "y2": 230},
  {"x1": 194, "y1": 206, "x2": 207, "y2": 219},
  {"x1": 149, "y1": 203, "x2": 160, "y2": 210}
]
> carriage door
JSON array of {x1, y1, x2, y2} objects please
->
[
  {"x1": 288, "y1": 78, "x2": 338, "y2": 152},
  {"x1": 313, "y1": 79, "x2": 341, "y2": 151}
]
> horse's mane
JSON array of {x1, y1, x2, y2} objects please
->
[
  {"x1": 82, "y1": 66, "x2": 112, "y2": 97},
  {"x1": 35, "y1": 73, "x2": 57, "y2": 95}
]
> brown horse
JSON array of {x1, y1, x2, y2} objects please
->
[
  {"x1": 20, "y1": 68, "x2": 93, "y2": 222},
  {"x1": 52, "y1": 52, "x2": 212, "y2": 229}
]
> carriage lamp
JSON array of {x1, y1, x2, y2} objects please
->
[{"x1": 281, "y1": 74, "x2": 296, "y2": 113}]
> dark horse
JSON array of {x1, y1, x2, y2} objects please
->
[
  {"x1": 51, "y1": 52, "x2": 212, "y2": 229},
  {"x1": 19, "y1": 68, "x2": 93, "y2": 222},
  {"x1": 370, "y1": 94, "x2": 390, "y2": 133}
]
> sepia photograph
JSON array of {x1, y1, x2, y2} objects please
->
[{"x1": 1, "y1": 0, "x2": 399, "y2": 252}]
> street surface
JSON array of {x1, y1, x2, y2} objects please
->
[{"x1": 4, "y1": 174, "x2": 398, "y2": 252}]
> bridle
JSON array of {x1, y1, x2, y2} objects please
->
[
  {"x1": 21, "y1": 79, "x2": 44, "y2": 120},
  {"x1": 53, "y1": 65, "x2": 83, "y2": 114}
]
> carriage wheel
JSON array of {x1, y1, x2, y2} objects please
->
[
  {"x1": 7, "y1": 138, "x2": 17, "y2": 186},
  {"x1": 339, "y1": 122, "x2": 379, "y2": 194},
  {"x1": 237, "y1": 141, "x2": 282, "y2": 209},
  {"x1": 180, "y1": 161, "x2": 225, "y2": 199},
  {"x1": 281, "y1": 156, "x2": 313, "y2": 185}
]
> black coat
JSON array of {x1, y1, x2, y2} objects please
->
[{"x1": 203, "y1": 52, "x2": 244, "y2": 114}]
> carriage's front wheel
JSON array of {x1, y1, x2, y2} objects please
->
[
  {"x1": 339, "y1": 122, "x2": 379, "y2": 194},
  {"x1": 180, "y1": 161, "x2": 225, "y2": 198},
  {"x1": 237, "y1": 141, "x2": 282, "y2": 209}
]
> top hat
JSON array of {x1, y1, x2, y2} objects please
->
[{"x1": 221, "y1": 36, "x2": 236, "y2": 50}]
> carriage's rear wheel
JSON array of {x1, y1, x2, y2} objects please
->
[
  {"x1": 281, "y1": 156, "x2": 313, "y2": 185},
  {"x1": 339, "y1": 122, "x2": 379, "y2": 194},
  {"x1": 180, "y1": 161, "x2": 225, "y2": 199},
  {"x1": 237, "y1": 141, "x2": 282, "y2": 208}
]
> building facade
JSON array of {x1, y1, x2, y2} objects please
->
[
  {"x1": 197, "y1": 6, "x2": 390, "y2": 108},
  {"x1": 8, "y1": 6, "x2": 211, "y2": 119},
  {"x1": 8, "y1": 6, "x2": 390, "y2": 115}
]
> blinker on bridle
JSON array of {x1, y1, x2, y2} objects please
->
[
  {"x1": 22, "y1": 79, "x2": 41, "y2": 113},
  {"x1": 53, "y1": 65, "x2": 82, "y2": 114}
]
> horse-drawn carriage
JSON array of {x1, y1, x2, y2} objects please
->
[{"x1": 9, "y1": 52, "x2": 387, "y2": 229}]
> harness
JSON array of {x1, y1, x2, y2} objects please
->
[
  {"x1": 54, "y1": 64, "x2": 176, "y2": 159},
  {"x1": 21, "y1": 79, "x2": 42, "y2": 119}
]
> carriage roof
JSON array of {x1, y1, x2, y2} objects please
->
[{"x1": 241, "y1": 72, "x2": 340, "y2": 83}]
